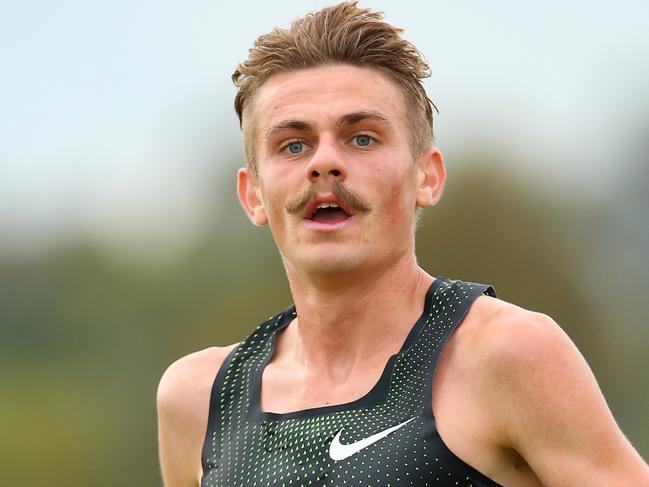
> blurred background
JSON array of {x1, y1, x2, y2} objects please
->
[{"x1": 1, "y1": 0, "x2": 648, "y2": 485}]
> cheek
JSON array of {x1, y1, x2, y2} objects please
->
[
  {"x1": 375, "y1": 170, "x2": 415, "y2": 227},
  {"x1": 259, "y1": 187, "x2": 285, "y2": 229},
  {"x1": 385, "y1": 185, "x2": 409, "y2": 225}
]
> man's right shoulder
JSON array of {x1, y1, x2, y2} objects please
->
[
  {"x1": 156, "y1": 343, "x2": 239, "y2": 420},
  {"x1": 156, "y1": 344, "x2": 239, "y2": 486}
]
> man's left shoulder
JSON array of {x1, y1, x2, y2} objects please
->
[
  {"x1": 456, "y1": 295, "x2": 603, "y2": 440},
  {"x1": 462, "y1": 294, "x2": 571, "y2": 366},
  {"x1": 451, "y1": 294, "x2": 649, "y2": 483},
  {"x1": 450, "y1": 296, "x2": 593, "y2": 447},
  {"x1": 452, "y1": 294, "x2": 582, "y2": 398}
]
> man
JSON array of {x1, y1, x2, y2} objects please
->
[{"x1": 157, "y1": 2, "x2": 649, "y2": 486}]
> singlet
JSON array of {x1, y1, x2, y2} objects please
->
[{"x1": 201, "y1": 277, "x2": 503, "y2": 487}]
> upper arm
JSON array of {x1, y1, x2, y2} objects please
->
[
  {"x1": 484, "y1": 311, "x2": 649, "y2": 485},
  {"x1": 156, "y1": 345, "x2": 236, "y2": 487}
]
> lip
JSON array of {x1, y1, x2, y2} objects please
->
[
  {"x1": 303, "y1": 194, "x2": 353, "y2": 219},
  {"x1": 303, "y1": 214, "x2": 355, "y2": 233}
]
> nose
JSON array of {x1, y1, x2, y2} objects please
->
[{"x1": 305, "y1": 137, "x2": 347, "y2": 183}]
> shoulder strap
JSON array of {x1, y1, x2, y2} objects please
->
[
  {"x1": 201, "y1": 307, "x2": 293, "y2": 473},
  {"x1": 417, "y1": 277, "x2": 496, "y2": 411},
  {"x1": 428, "y1": 276, "x2": 495, "y2": 357}
]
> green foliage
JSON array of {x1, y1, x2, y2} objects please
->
[{"x1": 1, "y1": 158, "x2": 647, "y2": 486}]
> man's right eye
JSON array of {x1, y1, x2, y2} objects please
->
[{"x1": 284, "y1": 141, "x2": 304, "y2": 154}]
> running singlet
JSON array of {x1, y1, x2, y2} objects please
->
[{"x1": 201, "y1": 277, "x2": 503, "y2": 487}]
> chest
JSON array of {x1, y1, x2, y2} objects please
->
[
  {"x1": 202, "y1": 352, "x2": 502, "y2": 487},
  {"x1": 202, "y1": 412, "x2": 497, "y2": 487},
  {"x1": 200, "y1": 280, "x2": 512, "y2": 486}
]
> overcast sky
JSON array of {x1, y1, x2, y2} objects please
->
[{"x1": 2, "y1": 0, "x2": 648, "y2": 257}]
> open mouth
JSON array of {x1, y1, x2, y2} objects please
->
[{"x1": 308, "y1": 203, "x2": 351, "y2": 224}]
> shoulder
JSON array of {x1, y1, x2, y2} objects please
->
[
  {"x1": 156, "y1": 344, "x2": 238, "y2": 487},
  {"x1": 451, "y1": 294, "x2": 568, "y2": 370},
  {"x1": 158, "y1": 346, "x2": 236, "y2": 403},
  {"x1": 454, "y1": 295, "x2": 579, "y2": 404},
  {"x1": 441, "y1": 294, "x2": 590, "y2": 444},
  {"x1": 439, "y1": 294, "x2": 569, "y2": 429},
  {"x1": 458, "y1": 297, "x2": 640, "y2": 465},
  {"x1": 476, "y1": 295, "x2": 567, "y2": 358},
  {"x1": 157, "y1": 344, "x2": 238, "y2": 422},
  {"x1": 449, "y1": 295, "x2": 649, "y2": 483}
]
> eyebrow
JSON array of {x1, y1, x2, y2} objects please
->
[
  {"x1": 264, "y1": 119, "x2": 313, "y2": 140},
  {"x1": 336, "y1": 110, "x2": 393, "y2": 128},
  {"x1": 264, "y1": 110, "x2": 394, "y2": 140}
]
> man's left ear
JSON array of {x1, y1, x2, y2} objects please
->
[{"x1": 415, "y1": 147, "x2": 447, "y2": 208}]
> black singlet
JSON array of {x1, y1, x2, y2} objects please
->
[{"x1": 201, "y1": 277, "x2": 503, "y2": 486}]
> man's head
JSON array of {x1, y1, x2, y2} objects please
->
[
  {"x1": 232, "y1": 1, "x2": 435, "y2": 173},
  {"x1": 234, "y1": 3, "x2": 446, "y2": 278}
]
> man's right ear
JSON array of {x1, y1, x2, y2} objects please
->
[{"x1": 237, "y1": 168, "x2": 268, "y2": 226}]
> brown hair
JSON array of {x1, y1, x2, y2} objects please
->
[{"x1": 232, "y1": 1, "x2": 436, "y2": 172}]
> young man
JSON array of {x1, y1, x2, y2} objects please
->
[{"x1": 157, "y1": 2, "x2": 649, "y2": 486}]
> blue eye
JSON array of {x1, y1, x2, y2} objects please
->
[
  {"x1": 354, "y1": 135, "x2": 372, "y2": 147},
  {"x1": 286, "y1": 142, "x2": 304, "y2": 154}
]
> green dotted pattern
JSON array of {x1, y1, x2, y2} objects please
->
[{"x1": 201, "y1": 277, "x2": 501, "y2": 487}]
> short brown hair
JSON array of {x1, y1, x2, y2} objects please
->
[{"x1": 232, "y1": 1, "x2": 435, "y2": 172}]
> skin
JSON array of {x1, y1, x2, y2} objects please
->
[{"x1": 157, "y1": 64, "x2": 649, "y2": 486}]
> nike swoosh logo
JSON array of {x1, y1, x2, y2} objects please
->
[{"x1": 329, "y1": 417, "x2": 416, "y2": 461}]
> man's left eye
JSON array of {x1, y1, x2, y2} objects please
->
[{"x1": 354, "y1": 135, "x2": 373, "y2": 147}]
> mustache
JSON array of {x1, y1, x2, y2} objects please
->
[{"x1": 285, "y1": 181, "x2": 372, "y2": 215}]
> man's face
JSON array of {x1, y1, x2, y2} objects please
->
[{"x1": 238, "y1": 64, "x2": 444, "y2": 277}]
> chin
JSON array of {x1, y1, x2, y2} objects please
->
[{"x1": 291, "y1": 250, "x2": 367, "y2": 275}]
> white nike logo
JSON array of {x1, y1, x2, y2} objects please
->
[{"x1": 329, "y1": 417, "x2": 416, "y2": 461}]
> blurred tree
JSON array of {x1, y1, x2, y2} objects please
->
[{"x1": 1, "y1": 156, "x2": 646, "y2": 486}]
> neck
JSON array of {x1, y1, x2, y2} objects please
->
[{"x1": 279, "y1": 253, "x2": 435, "y2": 384}]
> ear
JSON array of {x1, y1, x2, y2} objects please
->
[
  {"x1": 237, "y1": 167, "x2": 268, "y2": 226},
  {"x1": 415, "y1": 147, "x2": 447, "y2": 208}
]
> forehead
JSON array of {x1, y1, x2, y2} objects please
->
[{"x1": 250, "y1": 64, "x2": 410, "y2": 140}]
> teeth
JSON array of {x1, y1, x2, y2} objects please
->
[{"x1": 316, "y1": 203, "x2": 339, "y2": 209}]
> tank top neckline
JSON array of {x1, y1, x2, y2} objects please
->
[{"x1": 248, "y1": 277, "x2": 445, "y2": 422}]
